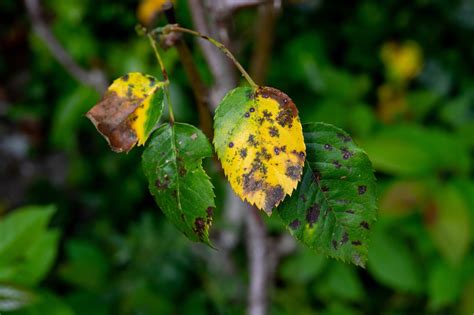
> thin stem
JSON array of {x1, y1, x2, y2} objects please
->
[
  {"x1": 147, "y1": 33, "x2": 175, "y2": 124},
  {"x1": 157, "y1": 24, "x2": 258, "y2": 89}
]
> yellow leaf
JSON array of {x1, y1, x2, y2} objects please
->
[
  {"x1": 214, "y1": 87, "x2": 306, "y2": 213},
  {"x1": 381, "y1": 41, "x2": 423, "y2": 83},
  {"x1": 86, "y1": 72, "x2": 165, "y2": 153},
  {"x1": 137, "y1": 0, "x2": 174, "y2": 26}
]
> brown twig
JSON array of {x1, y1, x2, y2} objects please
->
[
  {"x1": 188, "y1": 0, "x2": 237, "y2": 109},
  {"x1": 24, "y1": 0, "x2": 108, "y2": 93},
  {"x1": 249, "y1": 2, "x2": 280, "y2": 84},
  {"x1": 245, "y1": 206, "x2": 268, "y2": 315},
  {"x1": 162, "y1": 7, "x2": 214, "y2": 140}
]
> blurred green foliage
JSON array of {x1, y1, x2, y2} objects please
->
[{"x1": 1, "y1": 0, "x2": 474, "y2": 314}]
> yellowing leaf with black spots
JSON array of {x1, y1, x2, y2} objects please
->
[
  {"x1": 142, "y1": 123, "x2": 215, "y2": 244},
  {"x1": 137, "y1": 0, "x2": 175, "y2": 26},
  {"x1": 214, "y1": 86, "x2": 305, "y2": 213},
  {"x1": 86, "y1": 72, "x2": 165, "y2": 153}
]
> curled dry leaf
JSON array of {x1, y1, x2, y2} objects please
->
[
  {"x1": 86, "y1": 72, "x2": 165, "y2": 153},
  {"x1": 214, "y1": 86, "x2": 306, "y2": 213}
]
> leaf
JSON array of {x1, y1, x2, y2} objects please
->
[
  {"x1": 0, "y1": 205, "x2": 55, "y2": 264},
  {"x1": 424, "y1": 182, "x2": 470, "y2": 265},
  {"x1": 11, "y1": 291, "x2": 75, "y2": 315},
  {"x1": 277, "y1": 122, "x2": 377, "y2": 266},
  {"x1": 313, "y1": 262, "x2": 364, "y2": 302},
  {"x1": 360, "y1": 125, "x2": 470, "y2": 176},
  {"x1": 5, "y1": 230, "x2": 60, "y2": 286},
  {"x1": 214, "y1": 86, "x2": 305, "y2": 213},
  {"x1": 58, "y1": 239, "x2": 108, "y2": 291},
  {"x1": 86, "y1": 72, "x2": 165, "y2": 153},
  {"x1": 367, "y1": 223, "x2": 423, "y2": 293},
  {"x1": 428, "y1": 260, "x2": 462, "y2": 310},
  {"x1": 0, "y1": 283, "x2": 37, "y2": 312},
  {"x1": 137, "y1": 0, "x2": 174, "y2": 26},
  {"x1": 142, "y1": 122, "x2": 215, "y2": 243}
]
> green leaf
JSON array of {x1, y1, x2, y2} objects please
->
[
  {"x1": 428, "y1": 260, "x2": 462, "y2": 310},
  {"x1": 367, "y1": 223, "x2": 423, "y2": 293},
  {"x1": 213, "y1": 86, "x2": 305, "y2": 213},
  {"x1": 425, "y1": 182, "x2": 470, "y2": 265},
  {"x1": 279, "y1": 247, "x2": 327, "y2": 284},
  {"x1": 0, "y1": 205, "x2": 56, "y2": 264},
  {"x1": 142, "y1": 122, "x2": 215, "y2": 243},
  {"x1": 360, "y1": 125, "x2": 470, "y2": 176},
  {"x1": 5, "y1": 230, "x2": 60, "y2": 286},
  {"x1": 0, "y1": 283, "x2": 37, "y2": 312},
  {"x1": 10, "y1": 291, "x2": 74, "y2": 315},
  {"x1": 59, "y1": 239, "x2": 108, "y2": 291},
  {"x1": 277, "y1": 122, "x2": 377, "y2": 266},
  {"x1": 313, "y1": 262, "x2": 364, "y2": 302}
]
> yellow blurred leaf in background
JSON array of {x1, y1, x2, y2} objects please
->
[{"x1": 137, "y1": 0, "x2": 174, "y2": 26}]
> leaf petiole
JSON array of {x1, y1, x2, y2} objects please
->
[{"x1": 147, "y1": 33, "x2": 175, "y2": 124}]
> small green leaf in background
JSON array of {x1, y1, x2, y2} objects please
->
[
  {"x1": 425, "y1": 182, "x2": 470, "y2": 265},
  {"x1": 361, "y1": 125, "x2": 470, "y2": 176},
  {"x1": 277, "y1": 122, "x2": 377, "y2": 266},
  {"x1": 0, "y1": 205, "x2": 55, "y2": 263},
  {"x1": 313, "y1": 262, "x2": 364, "y2": 302},
  {"x1": 428, "y1": 259, "x2": 462, "y2": 310},
  {"x1": 279, "y1": 247, "x2": 327, "y2": 284},
  {"x1": 59, "y1": 239, "x2": 108, "y2": 292},
  {"x1": 367, "y1": 223, "x2": 423, "y2": 293},
  {"x1": 0, "y1": 283, "x2": 37, "y2": 312},
  {"x1": 142, "y1": 122, "x2": 215, "y2": 244},
  {"x1": 9, "y1": 291, "x2": 75, "y2": 315}
]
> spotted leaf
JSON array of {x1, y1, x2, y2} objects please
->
[
  {"x1": 142, "y1": 122, "x2": 215, "y2": 244},
  {"x1": 86, "y1": 72, "x2": 165, "y2": 153},
  {"x1": 277, "y1": 123, "x2": 377, "y2": 266},
  {"x1": 214, "y1": 86, "x2": 305, "y2": 214}
]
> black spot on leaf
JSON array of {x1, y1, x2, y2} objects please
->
[
  {"x1": 360, "y1": 221, "x2": 370, "y2": 230},
  {"x1": 193, "y1": 217, "x2": 206, "y2": 240},
  {"x1": 324, "y1": 144, "x2": 332, "y2": 150},
  {"x1": 289, "y1": 219, "x2": 301, "y2": 230},
  {"x1": 306, "y1": 203, "x2": 320, "y2": 227},
  {"x1": 352, "y1": 240, "x2": 362, "y2": 246},
  {"x1": 264, "y1": 185, "x2": 284, "y2": 212},
  {"x1": 341, "y1": 232, "x2": 349, "y2": 245},
  {"x1": 240, "y1": 148, "x2": 247, "y2": 158},
  {"x1": 268, "y1": 126, "x2": 279, "y2": 137},
  {"x1": 358, "y1": 185, "x2": 367, "y2": 195},
  {"x1": 228, "y1": 142, "x2": 234, "y2": 148},
  {"x1": 285, "y1": 164, "x2": 302, "y2": 180}
]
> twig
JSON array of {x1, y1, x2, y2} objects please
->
[
  {"x1": 245, "y1": 206, "x2": 268, "y2": 315},
  {"x1": 162, "y1": 7, "x2": 214, "y2": 139},
  {"x1": 24, "y1": 0, "x2": 107, "y2": 93},
  {"x1": 188, "y1": 0, "x2": 237, "y2": 108},
  {"x1": 159, "y1": 25, "x2": 258, "y2": 89},
  {"x1": 249, "y1": 2, "x2": 280, "y2": 85}
]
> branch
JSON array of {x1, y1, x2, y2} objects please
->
[
  {"x1": 249, "y1": 2, "x2": 281, "y2": 84},
  {"x1": 24, "y1": 0, "x2": 107, "y2": 93},
  {"x1": 188, "y1": 0, "x2": 237, "y2": 108},
  {"x1": 245, "y1": 205, "x2": 268, "y2": 315}
]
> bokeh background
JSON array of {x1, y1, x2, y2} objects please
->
[{"x1": 1, "y1": 0, "x2": 474, "y2": 314}]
